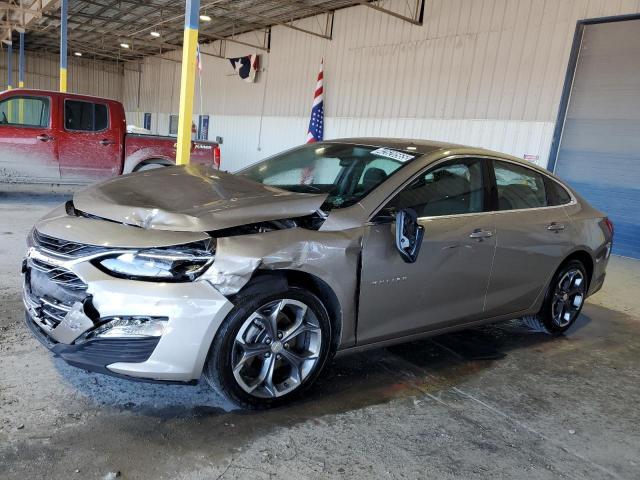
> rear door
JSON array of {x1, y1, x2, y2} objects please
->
[
  {"x1": 484, "y1": 159, "x2": 574, "y2": 317},
  {"x1": 357, "y1": 157, "x2": 496, "y2": 345},
  {"x1": 58, "y1": 98, "x2": 121, "y2": 181},
  {"x1": 0, "y1": 93, "x2": 58, "y2": 182}
]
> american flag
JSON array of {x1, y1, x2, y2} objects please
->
[
  {"x1": 306, "y1": 59, "x2": 324, "y2": 143},
  {"x1": 196, "y1": 44, "x2": 203, "y2": 72}
]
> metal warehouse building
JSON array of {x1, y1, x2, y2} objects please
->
[
  {"x1": 4, "y1": 0, "x2": 638, "y2": 257},
  {"x1": 1, "y1": 2, "x2": 640, "y2": 478}
]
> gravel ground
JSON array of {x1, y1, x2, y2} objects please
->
[{"x1": 1, "y1": 190, "x2": 639, "y2": 480}]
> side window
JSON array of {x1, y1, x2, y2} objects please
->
[
  {"x1": 544, "y1": 177, "x2": 572, "y2": 206},
  {"x1": 0, "y1": 96, "x2": 49, "y2": 127},
  {"x1": 94, "y1": 104, "x2": 108, "y2": 130},
  {"x1": 65, "y1": 100, "x2": 109, "y2": 131},
  {"x1": 387, "y1": 158, "x2": 485, "y2": 217},
  {"x1": 493, "y1": 161, "x2": 547, "y2": 210}
]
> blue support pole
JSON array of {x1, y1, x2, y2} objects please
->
[
  {"x1": 18, "y1": 32, "x2": 25, "y2": 88},
  {"x1": 60, "y1": 0, "x2": 68, "y2": 92},
  {"x1": 7, "y1": 43, "x2": 13, "y2": 122},
  {"x1": 7, "y1": 43, "x2": 13, "y2": 90}
]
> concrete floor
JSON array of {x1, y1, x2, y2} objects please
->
[{"x1": 1, "y1": 190, "x2": 639, "y2": 480}]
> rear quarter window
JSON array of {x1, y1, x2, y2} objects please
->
[{"x1": 544, "y1": 177, "x2": 572, "y2": 206}]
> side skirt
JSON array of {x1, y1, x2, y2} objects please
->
[{"x1": 334, "y1": 308, "x2": 538, "y2": 357}]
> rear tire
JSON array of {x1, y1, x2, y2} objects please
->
[
  {"x1": 203, "y1": 287, "x2": 331, "y2": 409},
  {"x1": 525, "y1": 259, "x2": 588, "y2": 334}
]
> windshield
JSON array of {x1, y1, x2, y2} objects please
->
[{"x1": 238, "y1": 143, "x2": 417, "y2": 209}]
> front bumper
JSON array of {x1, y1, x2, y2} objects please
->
[
  {"x1": 25, "y1": 312, "x2": 166, "y2": 381},
  {"x1": 23, "y1": 249, "x2": 234, "y2": 383}
]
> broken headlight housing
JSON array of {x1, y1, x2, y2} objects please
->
[
  {"x1": 94, "y1": 243, "x2": 214, "y2": 282},
  {"x1": 92, "y1": 317, "x2": 168, "y2": 339},
  {"x1": 77, "y1": 316, "x2": 168, "y2": 342}
]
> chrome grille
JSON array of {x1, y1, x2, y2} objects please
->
[
  {"x1": 24, "y1": 287, "x2": 71, "y2": 330},
  {"x1": 31, "y1": 230, "x2": 108, "y2": 259},
  {"x1": 29, "y1": 257, "x2": 87, "y2": 291}
]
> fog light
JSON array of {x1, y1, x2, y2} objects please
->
[{"x1": 89, "y1": 316, "x2": 168, "y2": 339}]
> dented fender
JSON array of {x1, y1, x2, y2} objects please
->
[{"x1": 200, "y1": 227, "x2": 364, "y2": 348}]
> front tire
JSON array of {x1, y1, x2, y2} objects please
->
[
  {"x1": 203, "y1": 287, "x2": 331, "y2": 409},
  {"x1": 524, "y1": 259, "x2": 588, "y2": 334}
]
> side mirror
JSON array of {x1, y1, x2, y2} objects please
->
[{"x1": 395, "y1": 208, "x2": 424, "y2": 263}]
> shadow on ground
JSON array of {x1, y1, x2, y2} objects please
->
[{"x1": 52, "y1": 314, "x2": 586, "y2": 419}]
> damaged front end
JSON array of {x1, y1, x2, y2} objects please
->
[{"x1": 23, "y1": 166, "x2": 366, "y2": 381}]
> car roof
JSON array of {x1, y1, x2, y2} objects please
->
[
  {"x1": 327, "y1": 137, "x2": 460, "y2": 155},
  {"x1": 325, "y1": 137, "x2": 547, "y2": 172}
]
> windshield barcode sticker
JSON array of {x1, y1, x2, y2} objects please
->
[{"x1": 370, "y1": 148, "x2": 415, "y2": 162}]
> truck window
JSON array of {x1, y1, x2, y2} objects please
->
[
  {"x1": 65, "y1": 100, "x2": 109, "y2": 132},
  {"x1": 0, "y1": 96, "x2": 49, "y2": 127}
]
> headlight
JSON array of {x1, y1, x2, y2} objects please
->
[
  {"x1": 96, "y1": 247, "x2": 213, "y2": 282},
  {"x1": 82, "y1": 316, "x2": 168, "y2": 340}
]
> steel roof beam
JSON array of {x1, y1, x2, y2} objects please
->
[{"x1": 355, "y1": 0, "x2": 424, "y2": 26}]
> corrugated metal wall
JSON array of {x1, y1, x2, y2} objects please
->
[
  {"x1": 0, "y1": 50, "x2": 124, "y2": 100},
  {"x1": 118, "y1": 0, "x2": 640, "y2": 172}
]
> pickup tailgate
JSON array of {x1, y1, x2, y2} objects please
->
[{"x1": 123, "y1": 133, "x2": 219, "y2": 173}]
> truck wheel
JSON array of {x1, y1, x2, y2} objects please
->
[
  {"x1": 135, "y1": 161, "x2": 168, "y2": 172},
  {"x1": 203, "y1": 287, "x2": 332, "y2": 409}
]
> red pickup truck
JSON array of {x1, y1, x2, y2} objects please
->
[{"x1": 0, "y1": 88, "x2": 220, "y2": 184}]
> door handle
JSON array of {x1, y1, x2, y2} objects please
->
[
  {"x1": 469, "y1": 229, "x2": 493, "y2": 239},
  {"x1": 547, "y1": 222, "x2": 566, "y2": 232},
  {"x1": 36, "y1": 134, "x2": 54, "y2": 142},
  {"x1": 99, "y1": 139, "x2": 116, "y2": 146}
]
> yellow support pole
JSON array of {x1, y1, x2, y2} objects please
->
[{"x1": 175, "y1": 0, "x2": 200, "y2": 166}]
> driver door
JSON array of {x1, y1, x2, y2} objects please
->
[{"x1": 357, "y1": 157, "x2": 496, "y2": 345}]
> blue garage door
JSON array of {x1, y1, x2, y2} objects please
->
[{"x1": 554, "y1": 19, "x2": 640, "y2": 259}]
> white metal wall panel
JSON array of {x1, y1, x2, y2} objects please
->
[
  {"x1": 1, "y1": 51, "x2": 123, "y2": 100},
  {"x1": 120, "y1": 0, "x2": 640, "y2": 170}
]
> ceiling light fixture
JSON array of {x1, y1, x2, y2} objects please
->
[
  {"x1": 199, "y1": 14, "x2": 211, "y2": 21},
  {"x1": 150, "y1": 31, "x2": 161, "y2": 38},
  {"x1": 120, "y1": 42, "x2": 130, "y2": 49}
]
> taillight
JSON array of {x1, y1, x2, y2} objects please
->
[
  {"x1": 213, "y1": 146, "x2": 221, "y2": 169},
  {"x1": 604, "y1": 217, "x2": 614, "y2": 238}
]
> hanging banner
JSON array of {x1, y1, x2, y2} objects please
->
[{"x1": 228, "y1": 54, "x2": 259, "y2": 82}]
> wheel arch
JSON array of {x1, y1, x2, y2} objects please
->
[
  {"x1": 560, "y1": 249, "x2": 594, "y2": 289},
  {"x1": 232, "y1": 270, "x2": 343, "y2": 355},
  {"x1": 132, "y1": 158, "x2": 173, "y2": 172}
]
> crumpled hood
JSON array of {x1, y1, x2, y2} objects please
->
[{"x1": 73, "y1": 165, "x2": 328, "y2": 232}]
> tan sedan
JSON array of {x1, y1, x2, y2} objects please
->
[{"x1": 23, "y1": 139, "x2": 613, "y2": 408}]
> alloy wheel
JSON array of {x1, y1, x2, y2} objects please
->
[
  {"x1": 551, "y1": 268, "x2": 586, "y2": 328},
  {"x1": 231, "y1": 298, "x2": 322, "y2": 398}
]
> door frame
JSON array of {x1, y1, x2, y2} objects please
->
[{"x1": 547, "y1": 12, "x2": 640, "y2": 173}]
